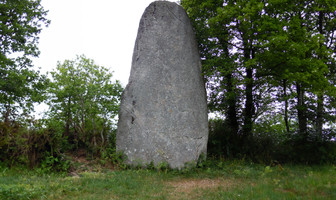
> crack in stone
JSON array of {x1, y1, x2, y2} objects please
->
[{"x1": 166, "y1": 5, "x2": 185, "y2": 24}]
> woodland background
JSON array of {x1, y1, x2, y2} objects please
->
[{"x1": 1, "y1": 0, "x2": 336, "y2": 171}]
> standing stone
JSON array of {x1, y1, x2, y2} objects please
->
[{"x1": 116, "y1": 1, "x2": 208, "y2": 169}]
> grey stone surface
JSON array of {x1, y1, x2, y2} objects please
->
[{"x1": 116, "y1": 1, "x2": 208, "y2": 169}]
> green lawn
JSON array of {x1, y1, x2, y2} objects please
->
[{"x1": 1, "y1": 161, "x2": 335, "y2": 200}]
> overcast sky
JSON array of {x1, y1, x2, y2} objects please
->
[{"x1": 33, "y1": 0, "x2": 179, "y2": 87}]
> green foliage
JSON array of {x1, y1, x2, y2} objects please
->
[
  {"x1": 0, "y1": 54, "x2": 122, "y2": 170},
  {"x1": 47, "y1": 55, "x2": 123, "y2": 154},
  {"x1": 39, "y1": 153, "x2": 71, "y2": 173},
  {"x1": 100, "y1": 135, "x2": 127, "y2": 170},
  {"x1": 208, "y1": 118, "x2": 336, "y2": 164},
  {"x1": 182, "y1": 0, "x2": 336, "y2": 162},
  {"x1": 275, "y1": 134, "x2": 336, "y2": 164},
  {"x1": 0, "y1": 118, "x2": 70, "y2": 168},
  {"x1": 207, "y1": 118, "x2": 241, "y2": 158},
  {"x1": 0, "y1": 0, "x2": 50, "y2": 121},
  {"x1": 0, "y1": 0, "x2": 50, "y2": 59},
  {"x1": 100, "y1": 149, "x2": 126, "y2": 169},
  {"x1": 0, "y1": 121, "x2": 28, "y2": 165},
  {"x1": 0, "y1": 0, "x2": 53, "y2": 169}
]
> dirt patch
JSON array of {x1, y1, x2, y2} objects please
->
[
  {"x1": 166, "y1": 178, "x2": 237, "y2": 199},
  {"x1": 65, "y1": 149, "x2": 104, "y2": 174},
  {"x1": 71, "y1": 149, "x2": 89, "y2": 163}
]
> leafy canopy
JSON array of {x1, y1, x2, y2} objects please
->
[
  {"x1": 0, "y1": 0, "x2": 50, "y2": 121},
  {"x1": 47, "y1": 55, "x2": 123, "y2": 150}
]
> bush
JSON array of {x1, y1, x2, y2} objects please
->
[
  {"x1": 0, "y1": 122, "x2": 27, "y2": 165},
  {"x1": 0, "y1": 119, "x2": 68, "y2": 168},
  {"x1": 39, "y1": 153, "x2": 70, "y2": 173},
  {"x1": 207, "y1": 118, "x2": 242, "y2": 158},
  {"x1": 100, "y1": 131, "x2": 127, "y2": 169},
  {"x1": 207, "y1": 118, "x2": 336, "y2": 164},
  {"x1": 274, "y1": 133, "x2": 336, "y2": 164}
]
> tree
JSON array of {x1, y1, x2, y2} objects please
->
[
  {"x1": 182, "y1": 0, "x2": 336, "y2": 160},
  {"x1": 310, "y1": 0, "x2": 336, "y2": 137},
  {"x1": 0, "y1": 0, "x2": 50, "y2": 122},
  {"x1": 47, "y1": 55, "x2": 123, "y2": 151},
  {"x1": 257, "y1": 0, "x2": 336, "y2": 137},
  {"x1": 181, "y1": 0, "x2": 271, "y2": 150}
]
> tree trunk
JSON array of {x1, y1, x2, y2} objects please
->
[
  {"x1": 242, "y1": 45, "x2": 254, "y2": 137},
  {"x1": 100, "y1": 129, "x2": 105, "y2": 147},
  {"x1": 65, "y1": 96, "x2": 71, "y2": 138},
  {"x1": 296, "y1": 82, "x2": 307, "y2": 135},
  {"x1": 219, "y1": 35, "x2": 239, "y2": 137},
  {"x1": 92, "y1": 118, "x2": 97, "y2": 147},
  {"x1": 4, "y1": 104, "x2": 11, "y2": 125},
  {"x1": 226, "y1": 72, "x2": 239, "y2": 136},
  {"x1": 243, "y1": 67, "x2": 253, "y2": 136},
  {"x1": 316, "y1": 94, "x2": 324, "y2": 137},
  {"x1": 283, "y1": 80, "x2": 290, "y2": 133},
  {"x1": 316, "y1": 11, "x2": 325, "y2": 138}
]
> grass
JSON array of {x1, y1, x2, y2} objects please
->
[{"x1": 0, "y1": 160, "x2": 335, "y2": 200}]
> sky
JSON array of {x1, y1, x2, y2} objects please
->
[{"x1": 33, "y1": 0, "x2": 179, "y2": 87}]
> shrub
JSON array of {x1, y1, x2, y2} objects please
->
[
  {"x1": 207, "y1": 118, "x2": 241, "y2": 159},
  {"x1": 0, "y1": 119, "x2": 68, "y2": 168},
  {"x1": 207, "y1": 118, "x2": 336, "y2": 164}
]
